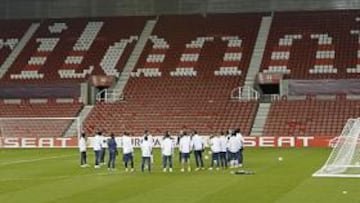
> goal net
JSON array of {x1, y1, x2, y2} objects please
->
[
  {"x1": 0, "y1": 117, "x2": 81, "y2": 138},
  {"x1": 313, "y1": 118, "x2": 360, "y2": 178}
]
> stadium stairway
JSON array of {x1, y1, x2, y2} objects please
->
[
  {"x1": 244, "y1": 16, "x2": 272, "y2": 87},
  {"x1": 243, "y1": 15, "x2": 273, "y2": 135},
  {"x1": 111, "y1": 19, "x2": 157, "y2": 101},
  {"x1": 0, "y1": 23, "x2": 40, "y2": 79},
  {"x1": 250, "y1": 102, "x2": 271, "y2": 136},
  {"x1": 63, "y1": 105, "x2": 94, "y2": 137}
]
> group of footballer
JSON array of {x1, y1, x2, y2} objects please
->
[{"x1": 78, "y1": 128, "x2": 244, "y2": 172}]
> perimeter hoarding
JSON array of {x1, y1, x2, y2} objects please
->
[{"x1": 0, "y1": 136, "x2": 337, "y2": 148}]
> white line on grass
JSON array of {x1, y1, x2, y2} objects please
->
[
  {"x1": 0, "y1": 154, "x2": 75, "y2": 166},
  {"x1": 0, "y1": 170, "x2": 125, "y2": 182}
]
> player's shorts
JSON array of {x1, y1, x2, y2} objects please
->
[
  {"x1": 212, "y1": 152, "x2": 220, "y2": 161},
  {"x1": 220, "y1": 151, "x2": 227, "y2": 158},
  {"x1": 229, "y1": 152, "x2": 238, "y2": 160},
  {"x1": 181, "y1": 153, "x2": 190, "y2": 162},
  {"x1": 123, "y1": 153, "x2": 133, "y2": 163}
]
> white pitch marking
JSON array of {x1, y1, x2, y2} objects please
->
[
  {"x1": 0, "y1": 154, "x2": 75, "y2": 166},
  {"x1": 0, "y1": 171, "x2": 125, "y2": 182}
]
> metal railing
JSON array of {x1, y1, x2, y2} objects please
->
[
  {"x1": 96, "y1": 89, "x2": 123, "y2": 103},
  {"x1": 259, "y1": 94, "x2": 281, "y2": 102},
  {"x1": 230, "y1": 86, "x2": 259, "y2": 101}
]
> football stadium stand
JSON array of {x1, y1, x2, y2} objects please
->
[
  {"x1": 0, "y1": 11, "x2": 359, "y2": 138},
  {"x1": 259, "y1": 10, "x2": 360, "y2": 137},
  {"x1": 264, "y1": 95, "x2": 360, "y2": 137},
  {"x1": 0, "y1": 17, "x2": 148, "y2": 83},
  {"x1": 0, "y1": 20, "x2": 34, "y2": 78},
  {"x1": 0, "y1": 98, "x2": 83, "y2": 137},
  {"x1": 83, "y1": 14, "x2": 262, "y2": 135},
  {"x1": 260, "y1": 10, "x2": 360, "y2": 79}
]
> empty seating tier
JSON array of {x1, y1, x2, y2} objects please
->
[
  {"x1": 0, "y1": 20, "x2": 33, "y2": 70},
  {"x1": 133, "y1": 14, "x2": 262, "y2": 79},
  {"x1": 84, "y1": 99, "x2": 258, "y2": 136},
  {"x1": 264, "y1": 97, "x2": 360, "y2": 137},
  {"x1": 1, "y1": 17, "x2": 149, "y2": 84},
  {"x1": 84, "y1": 14, "x2": 263, "y2": 136},
  {"x1": 261, "y1": 10, "x2": 360, "y2": 79},
  {"x1": 0, "y1": 101, "x2": 83, "y2": 137}
]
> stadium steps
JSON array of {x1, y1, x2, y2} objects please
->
[
  {"x1": 250, "y1": 102, "x2": 271, "y2": 136},
  {"x1": 63, "y1": 105, "x2": 94, "y2": 137},
  {"x1": 244, "y1": 16, "x2": 272, "y2": 87},
  {"x1": 111, "y1": 19, "x2": 157, "y2": 100},
  {"x1": 0, "y1": 23, "x2": 40, "y2": 79}
]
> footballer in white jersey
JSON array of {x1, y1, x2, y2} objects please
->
[
  {"x1": 78, "y1": 132, "x2": 88, "y2": 167},
  {"x1": 93, "y1": 132, "x2": 103, "y2": 168},
  {"x1": 121, "y1": 132, "x2": 134, "y2": 172},
  {"x1": 235, "y1": 128, "x2": 244, "y2": 167},
  {"x1": 161, "y1": 132, "x2": 174, "y2": 172},
  {"x1": 179, "y1": 132, "x2": 192, "y2": 172},
  {"x1": 209, "y1": 134, "x2": 221, "y2": 170},
  {"x1": 140, "y1": 136, "x2": 152, "y2": 172},
  {"x1": 219, "y1": 132, "x2": 228, "y2": 169},
  {"x1": 143, "y1": 130, "x2": 154, "y2": 163},
  {"x1": 191, "y1": 131, "x2": 205, "y2": 170}
]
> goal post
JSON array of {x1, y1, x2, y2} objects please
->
[
  {"x1": 313, "y1": 118, "x2": 360, "y2": 178},
  {"x1": 0, "y1": 117, "x2": 81, "y2": 138}
]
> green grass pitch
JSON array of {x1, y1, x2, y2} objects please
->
[{"x1": 0, "y1": 148, "x2": 359, "y2": 203}]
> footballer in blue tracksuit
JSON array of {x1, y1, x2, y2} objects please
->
[{"x1": 107, "y1": 133, "x2": 118, "y2": 170}]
